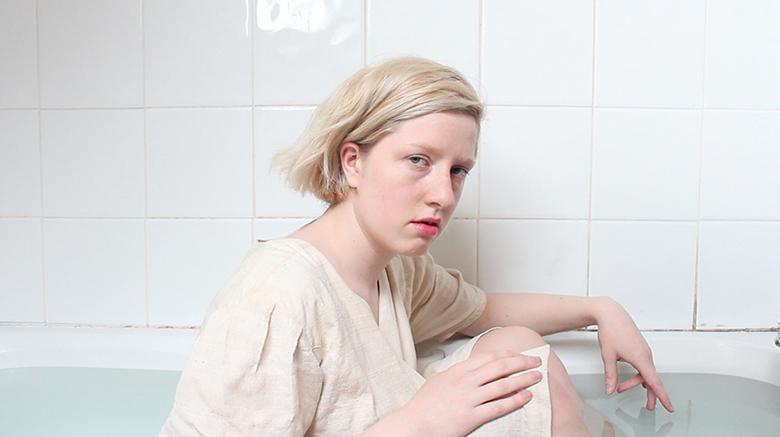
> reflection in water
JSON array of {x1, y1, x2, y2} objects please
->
[
  {"x1": 614, "y1": 404, "x2": 675, "y2": 436},
  {"x1": 256, "y1": 0, "x2": 333, "y2": 32},
  {"x1": 573, "y1": 373, "x2": 780, "y2": 437}
]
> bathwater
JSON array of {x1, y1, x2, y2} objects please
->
[
  {"x1": 572, "y1": 373, "x2": 780, "y2": 437},
  {"x1": 0, "y1": 367, "x2": 179, "y2": 437}
]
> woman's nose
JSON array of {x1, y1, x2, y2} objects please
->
[{"x1": 426, "y1": 171, "x2": 456, "y2": 210}]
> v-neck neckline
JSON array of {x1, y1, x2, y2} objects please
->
[{"x1": 265, "y1": 238, "x2": 388, "y2": 326}]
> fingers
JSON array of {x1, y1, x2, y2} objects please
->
[
  {"x1": 645, "y1": 387, "x2": 657, "y2": 411},
  {"x1": 473, "y1": 389, "x2": 533, "y2": 423},
  {"x1": 632, "y1": 361, "x2": 674, "y2": 412},
  {"x1": 461, "y1": 349, "x2": 519, "y2": 372},
  {"x1": 471, "y1": 354, "x2": 542, "y2": 386},
  {"x1": 601, "y1": 353, "x2": 618, "y2": 395},
  {"x1": 616, "y1": 374, "x2": 643, "y2": 393},
  {"x1": 474, "y1": 369, "x2": 543, "y2": 405}
]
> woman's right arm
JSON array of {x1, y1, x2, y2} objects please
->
[{"x1": 359, "y1": 349, "x2": 543, "y2": 437}]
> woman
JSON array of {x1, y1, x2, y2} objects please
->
[{"x1": 160, "y1": 57, "x2": 673, "y2": 436}]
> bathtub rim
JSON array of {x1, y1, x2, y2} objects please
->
[{"x1": 0, "y1": 327, "x2": 777, "y2": 387}]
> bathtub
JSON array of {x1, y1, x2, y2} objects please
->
[{"x1": 1, "y1": 326, "x2": 778, "y2": 436}]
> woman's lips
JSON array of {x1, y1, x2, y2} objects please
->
[{"x1": 412, "y1": 221, "x2": 439, "y2": 237}]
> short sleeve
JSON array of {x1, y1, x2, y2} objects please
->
[
  {"x1": 160, "y1": 296, "x2": 323, "y2": 437},
  {"x1": 407, "y1": 252, "x2": 487, "y2": 344}
]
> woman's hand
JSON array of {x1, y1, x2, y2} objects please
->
[
  {"x1": 402, "y1": 350, "x2": 544, "y2": 437},
  {"x1": 594, "y1": 297, "x2": 674, "y2": 413}
]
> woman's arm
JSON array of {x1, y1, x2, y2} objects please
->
[
  {"x1": 459, "y1": 292, "x2": 674, "y2": 412},
  {"x1": 459, "y1": 292, "x2": 613, "y2": 337}
]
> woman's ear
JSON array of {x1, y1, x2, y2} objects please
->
[{"x1": 340, "y1": 142, "x2": 361, "y2": 188}]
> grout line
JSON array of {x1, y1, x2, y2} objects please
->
[
  {"x1": 35, "y1": 0, "x2": 47, "y2": 324},
  {"x1": 250, "y1": 0, "x2": 256, "y2": 243},
  {"x1": 363, "y1": 0, "x2": 368, "y2": 65},
  {"x1": 0, "y1": 321, "x2": 774, "y2": 333},
  {"x1": 140, "y1": 0, "x2": 149, "y2": 328},
  {"x1": 6, "y1": 104, "x2": 780, "y2": 112},
  {"x1": 475, "y1": 0, "x2": 484, "y2": 287},
  {"x1": 586, "y1": 0, "x2": 598, "y2": 297},
  {"x1": 693, "y1": 0, "x2": 710, "y2": 331},
  {"x1": 9, "y1": 216, "x2": 780, "y2": 223}
]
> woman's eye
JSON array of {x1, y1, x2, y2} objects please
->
[
  {"x1": 452, "y1": 167, "x2": 470, "y2": 178},
  {"x1": 409, "y1": 156, "x2": 428, "y2": 167}
]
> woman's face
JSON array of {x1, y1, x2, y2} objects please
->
[{"x1": 346, "y1": 111, "x2": 478, "y2": 257}]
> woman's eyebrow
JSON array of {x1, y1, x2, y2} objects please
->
[{"x1": 407, "y1": 142, "x2": 476, "y2": 167}]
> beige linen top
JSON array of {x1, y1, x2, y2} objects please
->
[{"x1": 160, "y1": 238, "x2": 487, "y2": 436}]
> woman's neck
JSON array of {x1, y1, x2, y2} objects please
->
[{"x1": 289, "y1": 200, "x2": 393, "y2": 303}]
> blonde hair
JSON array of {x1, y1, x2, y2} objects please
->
[{"x1": 272, "y1": 56, "x2": 484, "y2": 205}]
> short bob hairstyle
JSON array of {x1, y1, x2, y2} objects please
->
[{"x1": 273, "y1": 56, "x2": 484, "y2": 205}]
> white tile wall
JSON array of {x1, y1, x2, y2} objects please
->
[
  {"x1": 698, "y1": 223, "x2": 780, "y2": 328},
  {"x1": 0, "y1": 219, "x2": 44, "y2": 322},
  {"x1": 254, "y1": 108, "x2": 327, "y2": 217},
  {"x1": 590, "y1": 222, "x2": 697, "y2": 329},
  {"x1": 38, "y1": 0, "x2": 143, "y2": 108},
  {"x1": 43, "y1": 219, "x2": 146, "y2": 325},
  {"x1": 595, "y1": 0, "x2": 706, "y2": 107},
  {"x1": 41, "y1": 110, "x2": 145, "y2": 217},
  {"x1": 0, "y1": 111, "x2": 40, "y2": 216},
  {"x1": 429, "y1": 219, "x2": 477, "y2": 285},
  {"x1": 705, "y1": 0, "x2": 780, "y2": 109},
  {"x1": 254, "y1": 0, "x2": 364, "y2": 105},
  {"x1": 254, "y1": 218, "x2": 316, "y2": 241},
  {"x1": 367, "y1": 0, "x2": 479, "y2": 86},
  {"x1": 0, "y1": 0, "x2": 38, "y2": 108},
  {"x1": 701, "y1": 111, "x2": 780, "y2": 219},
  {"x1": 147, "y1": 108, "x2": 252, "y2": 218},
  {"x1": 480, "y1": 107, "x2": 591, "y2": 219},
  {"x1": 144, "y1": 0, "x2": 252, "y2": 107},
  {"x1": 482, "y1": 0, "x2": 593, "y2": 105},
  {"x1": 591, "y1": 109, "x2": 700, "y2": 220},
  {"x1": 479, "y1": 220, "x2": 589, "y2": 295},
  {"x1": 2, "y1": 1, "x2": 778, "y2": 331},
  {"x1": 147, "y1": 219, "x2": 252, "y2": 326}
]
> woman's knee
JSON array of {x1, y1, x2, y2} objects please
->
[{"x1": 472, "y1": 326, "x2": 547, "y2": 355}]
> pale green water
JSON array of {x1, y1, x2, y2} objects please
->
[
  {"x1": 572, "y1": 373, "x2": 780, "y2": 437},
  {"x1": 0, "y1": 367, "x2": 180, "y2": 437},
  {"x1": 1, "y1": 368, "x2": 778, "y2": 436}
]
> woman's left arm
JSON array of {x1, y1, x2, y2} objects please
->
[{"x1": 459, "y1": 293, "x2": 674, "y2": 412}]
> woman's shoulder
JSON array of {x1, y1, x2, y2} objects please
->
[{"x1": 206, "y1": 239, "x2": 333, "y2": 316}]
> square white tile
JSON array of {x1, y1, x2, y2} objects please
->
[
  {"x1": 478, "y1": 220, "x2": 588, "y2": 294},
  {"x1": 0, "y1": 219, "x2": 44, "y2": 322},
  {"x1": 595, "y1": 0, "x2": 705, "y2": 107},
  {"x1": 705, "y1": 0, "x2": 780, "y2": 109},
  {"x1": 0, "y1": 110, "x2": 41, "y2": 216},
  {"x1": 590, "y1": 221, "x2": 697, "y2": 329},
  {"x1": 147, "y1": 219, "x2": 252, "y2": 326},
  {"x1": 144, "y1": 0, "x2": 252, "y2": 107},
  {"x1": 147, "y1": 108, "x2": 252, "y2": 218},
  {"x1": 38, "y1": 0, "x2": 143, "y2": 108},
  {"x1": 701, "y1": 111, "x2": 780, "y2": 219},
  {"x1": 254, "y1": 218, "x2": 316, "y2": 241},
  {"x1": 41, "y1": 110, "x2": 145, "y2": 217},
  {"x1": 480, "y1": 107, "x2": 591, "y2": 219},
  {"x1": 367, "y1": 0, "x2": 479, "y2": 85},
  {"x1": 591, "y1": 109, "x2": 701, "y2": 220},
  {"x1": 0, "y1": 0, "x2": 38, "y2": 108},
  {"x1": 482, "y1": 0, "x2": 593, "y2": 105},
  {"x1": 698, "y1": 222, "x2": 780, "y2": 328},
  {"x1": 254, "y1": 108, "x2": 327, "y2": 217},
  {"x1": 429, "y1": 219, "x2": 477, "y2": 285},
  {"x1": 43, "y1": 219, "x2": 146, "y2": 325},
  {"x1": 254, "y1": 0, "x2": 364, "y2": 105}
]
